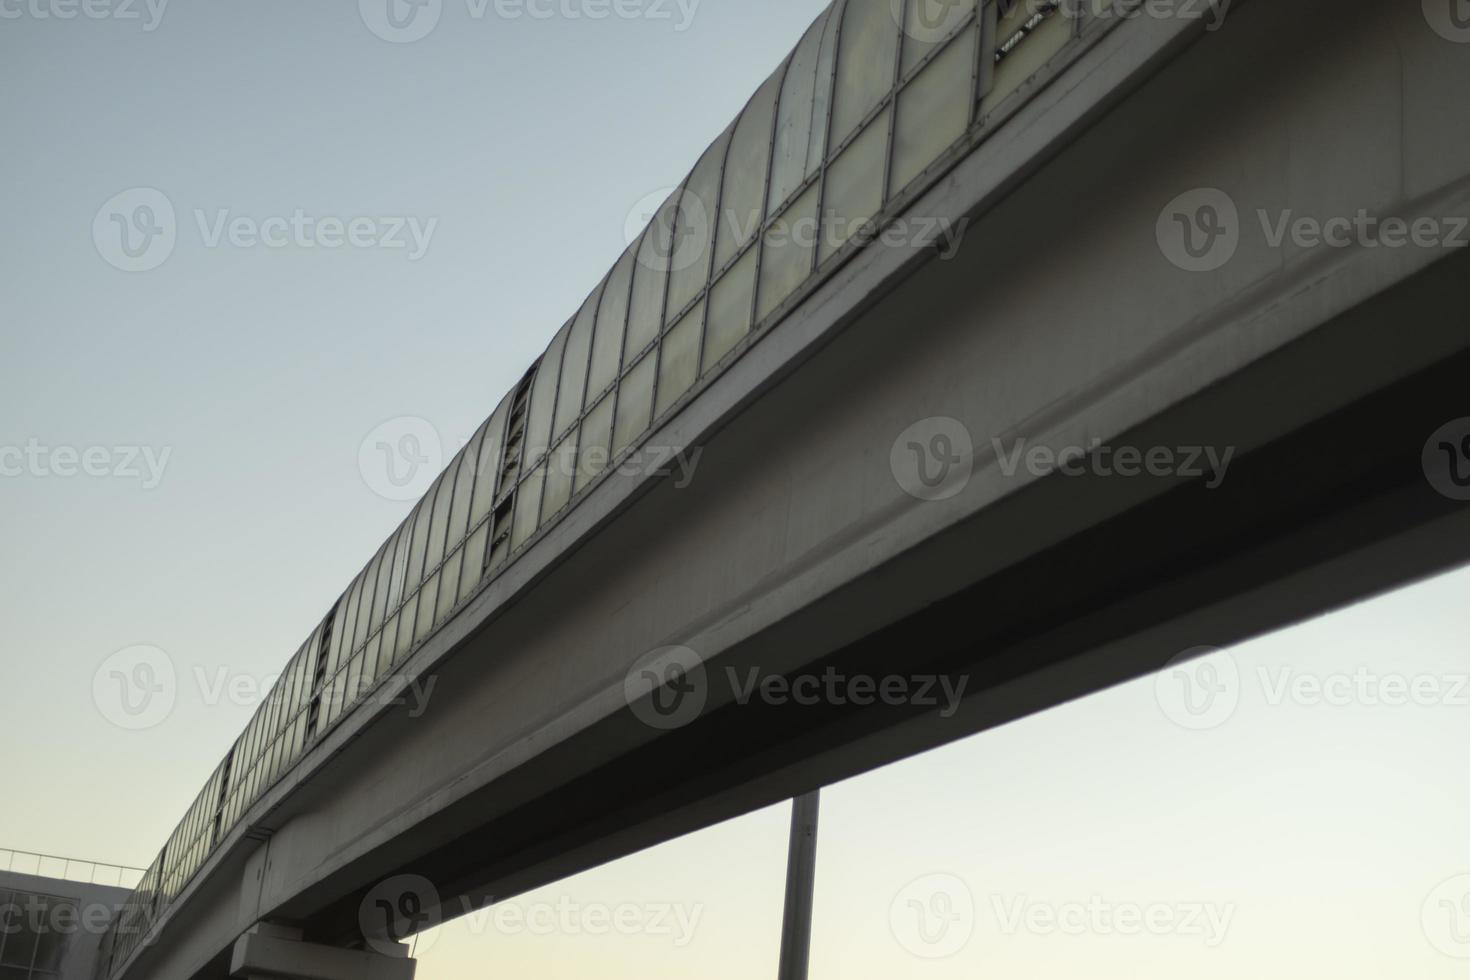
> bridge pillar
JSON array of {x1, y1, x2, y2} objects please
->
[{"x1": 229, "y1": 923, "x2": 415, "y2": 980}]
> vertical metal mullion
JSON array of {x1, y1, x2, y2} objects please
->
[
  {"x1": 533, "y1": 320, "x2": 574, "y2": 532},
  {"x1": 748, "y1": 51, "x2": 798, "y2": 330},
  {"x1": 881, "y1": 0, "x2": 912, "y2": 204},
  {"x1": 777, "y1": 791, "x2": 822, "y2": 980},
  {"x1": 812, "y1": 0, "x2": 851, "y2": 276},
  {"x1": 476, "y1": 400, "x2": 513, "y2": 574},
  {"x1": 695, "y1": 120, "x2": 741, "y2": 373},
  {"x1": 647, "y1": 185, "x2": 685, "y2": 425},
  {"x1": 568, "y1": 278, "x2": 608, "y2": 496}
]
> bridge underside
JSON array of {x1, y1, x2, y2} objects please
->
[{"x1": 120, "y1": 0, "x2": 1470, "y2": 975}]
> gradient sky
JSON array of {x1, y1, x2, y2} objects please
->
[{"x1": 4, "y1": 2, "x2": 1470, "y2": 977}]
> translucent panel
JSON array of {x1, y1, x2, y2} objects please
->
[
  {"x1": 340, "y1": 577, "x2": 365, "y2": 659},
  {"x1": 715, "y1": 74, "x2": 781, "y2": 270},
  {"x1": 830, "y1": 0, "x2": 901, "y2": 146},
  {"x1": 891, "y1": 29, "x2": 975, "y2": 195},
  {"x1": 769, "y1": 11, "x2": 835, "y2": 212},
  {"x1": 703, "y1": 247, "x2": 756, "y2": 372},
  {"x1": 413, "y1": 571, "x2": 441, "y2": 643},
  {"x1": 352, "y1": 550, "x2": 384, "y2": 653},
  {"x1": 385, "y1": 523, "x2": 410, "y2": 614},
  {"x1": 524, "y1": 323, "x2": 570, "y2": 467},
  {"x1": 363, "y1": 631, "x2": 383, "y2": 690},
  {"x1": 902, "y1": 0, "x2": 977, "y2": 74},
  {"x1": 820, "y1": 109, "x2": 890, "y2": 263},
  {"x1": 447, "y1": 429, "x2": 482, "y2": 547},
  {"x1": 655, "y1": 301, "x2": 704, "y2": 418},
  {"x1": 983, "y1": 4, "x2": 1072, "y2": 113},
  {"x1": 510, "y1": 463, "x2": 547, "y2": 551},
  {"x1": 541, "y1": 432, "x2": 577, "y2": 521},
  {"x1": 403, "y1": 489, "x2": 438, "y2": 598},
  {"x1": 666, "y1": 131, "x2": 731, "y2": 319},
  {"x1": 613, "y1": 352, "x2": 656, "y2": 455},
  {"x1": 808, "y1": 7, "x2": 840, "y2": 172},
  {"x1": 344, "y1": 652, "x2": 363, "y2": 710},
  {"x1": 625, "y1": 198, "x2": 678, "y2": 361},
  {"x1": 458, "y1": 522, "x2": 489, "y2": 602},
  {"x1": 368, "y1": 544, "x2": 395, "y2": 641},
  {"x1": 575, "y1": 393, "x2": 615, "y2": 494},
  {"x1": 554, "y1": 288, "x2": 600, "y2": 439},
  {"x1": 588, "y1": 250, "x2": 634, "y2": 404},
  {"x1": 757, "y1": 184, "x2": 820, "y2": 321},
  {"x1": 424, "y1": 462, "x2": 459, "y2": 575},
  {"x1": 385, "y1": 610, "x2": 408, "y2": 665},
  {"x1": 436, "y1": 546, "x2": 464, "y2": 623},
  {"x1": 469, "y1": 399, "x2": 510, "y2": 531}
]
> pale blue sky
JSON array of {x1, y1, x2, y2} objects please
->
[{"x1": 4, "y1": 3, "x2": 1469, "y2": 978}]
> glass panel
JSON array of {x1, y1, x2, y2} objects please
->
[
  {"x1": 704, "y1": 247, "x2": 756, "y2": 372},
  {"x1": 413, "y1": 570, "x2": 441, "y2": 642},
  {"x1": 809, "y1": 6, "x2": 840, "y2": 172},
  {"x1": 554, "y1": 289, "x2": 600, "y2": 439},
  {"x1": 367, "y1": 544, "x2": 394, "y2": 648},
  {"x1": 447, "y1": 429, "x2": 482, "y2": 547},
  {"x1": 424, "y1": 462, "x2": 459, "y2": 576},
  {"x1": 715, "y1": 74, "x2": 781, "y2": 270},
  {"x1": 757, "y1": 185, "x2": 819, "y2": 322},
  {"x1": 469, "y1": 399, "x2": 510, "y2": 531},
  {"x1": 541, "y1": 431, "x2": 578, "y2": 521},
  {"x1": 625, "y1": 198, "x2": 678, "y2": 361},
  {"x1": 769, "y1": 10, "x2": 834, "y2": 212},
  {"x1": 902, "y1": 0, "x2": 977, "y2": 74},
  {"x1": 655, "y1": 302, "x2": 704, "y2": 418},
  {"x1": 457, "y1": 522, "x2": 489, "y2": 602},
  {"x1": 340, "y1": 577, "x2": 365, "y2": 657},
  {"x1": 613, "y1": 351, "x2": 657, "y2": 456},
  {"x1": 830, "y1": 0, "x2": 901, "y2": 146},
  {"x1": 344, "y1": 651, "x2": 363, "y2": 709},
  {"x1": 510, "y1": 463, "x2": 547, "y2": 551},
  {"x1": 363, "y1": 631, "x2": 383, "y2": 690},
  {"x1": 891, "y1": 30, "x2": 975, "y2": 194},
  {"x1": 404, "y1": 489, "x2": 439, "y2": 599},
  {"x1": 385, "y1": 524, "x2": 410, "y2": 613},
  {"x1": 436, "y1": 546, "x2": 464, "y2": 622},
  {"x1": 588, "y1": 250, "x2": 634, "y2": 405},
  {"x1": 666, "y1": 131, "x2": 731, "y2": 320},
  {"x1": 820, "y1": 109, "x2": 890, "y2": 263},
  {"x1": 576, "y1": 393, "x2": 615, "y2": 494},
  {"x1": 525, "y1": 322, "x2": 570, "y2": 469},
  {"x1": 352, "y1": 550, "x2": 384, "y2": 653}
]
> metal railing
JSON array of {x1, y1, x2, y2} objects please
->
[{"x1": 0, "y1": 848, "x2": 146, "y2": 890}]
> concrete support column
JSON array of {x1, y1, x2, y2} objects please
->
[{"x1": 229, "y1": 923, "x2": 415, "y2": 980}]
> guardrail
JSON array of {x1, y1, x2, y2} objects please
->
[{"x1": 0, "y1": 848, "x2": 146, "y2": 890}]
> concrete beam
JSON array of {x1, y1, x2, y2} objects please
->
[{"x1": 229, "y1": 925, "x2": 413, "y2": 980}]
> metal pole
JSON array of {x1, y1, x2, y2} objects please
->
[{"x1": 777, "y1": 791, "x2": 821, "y2": 980}]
